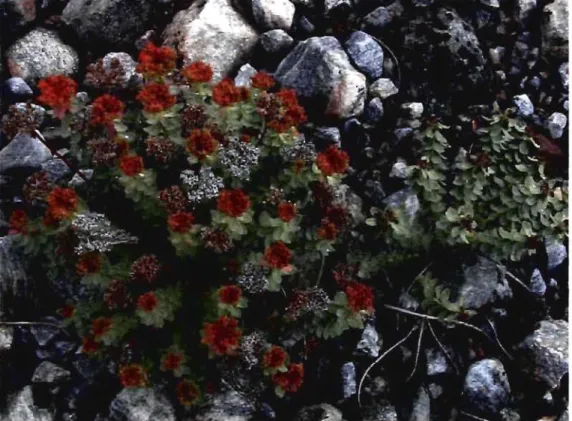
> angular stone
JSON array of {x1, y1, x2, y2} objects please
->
[
  {"x1": 401, "y1": 102, "x2": 424, "y2": 119},
  {"x1": 426, "y1": 348, "x2": 449, "y2": 376},
  {"x1": 362, "y1": 7, "x2": 393, "y2": 32},
  {"x1": 7, "y1": 29, "x2": 78, "y2": 81},
  {"x1": 344, "y1": 31, "x2": 384, "y2": 80},
  {"x1": 0, "y1": 326, "x2": 14, "y2": 351},
  {"x1": 409, "y1": 387, "x2": 430, "y2": 421},
  {"x1": 546, "y1": 112, "x2": 567, "y2": 139},
  {"x1": 275, "y1": 36, "x2": 366, "y2": 118},
  {"x1": 517, "y1": 319, "x2": 568, "y2": 390},
  {"x1": 529, "y1": 269, "x2": 547, "y2": 297},
  {"x1": 341, "y1": 362, "x2": 356, "y2": 399},
  {"x1": 457, "y1": 256, "x2": 512, "y2": 310},
  {"x1": 363, "y1": 97, "x2": 384, "y2": 124},
  {"x1": 382, "y1": 188, "x2": 420, "y2": 227},
  {"x1": 163, "y1": 0, "x2": 259, "y2": 82},
  {"x1": 32, "y1": 361, "x2": 72, "y2": 384},
  {"x1": 513, "y1": 94, "x2": 534, "y2": 117},
  {"x1": 369, "y1": 78, "x2": 398, "y2": 99},
  {"x1": 109, "y1": 388, "x2": 175, "y2": 421},
  {"x1": 356, "y1": 323, "x2": 380, "y2": 357},
  {"x1": 62, "y1": 0, "x2": 154, "y2": 48},
  {"x1": 0, "y1": 236, "x2": 29, "y2": 319},
  {"x1": 463, "y1": 359, "x2": 511, "y2": 416},
  {"x1": 259, "y1": 29, "x2": 294, "y2": 55},
  {"x1": 196, "y1": 389, "x2": 255, "y2": 421},
  {"x1": 515, "y1": 0, "x2": 536, "y2": 23},
  {"x1": 541, "y1": 0, "x2": 568, "y2": 59},
  {"x1": 2, "y1": 386, "x2": 54, "y2": 421},
  {"x1": 324, "y1": 0, "x2": 351, "y2": 15},
  {"x1": 294, "y1": 404, "x2": 343, "y2": 421},
  {"x1": 234, "y1": 64, "x2": 258, "y2": 88},
  {"x1": 252, "y1": 0, "x2": 295, "y2": 30},
  {"x1": 3, "y1": 78, "x2": 33, "y2": 104},
  {"x1": 389, "y1": 158, "x2": 408, "y2": 179},
  {"x1": 361, "y1": 402, "x2": 398, "y2": 421},
  {"x1": 312, "y1": 127, "x2": 341, "y2": 148},
  {"x1": 41, "y1": 158, "x2": 73, "y2": 183},
  {"x1": 0, "y1": 133, "x2": 51, "y2": 175},
  {"x1": 546, "y1": 239, "x2": 567, "y2": 270},
  {"x1": 31, "y1": 323, "x2": 60, "y2": 347}
]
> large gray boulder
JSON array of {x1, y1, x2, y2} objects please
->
[
  {"x1": 0, "y1": 132, "x2": 52, "y2": 175},
  {"x1": 541, "y1": 0, "x2": 568, "y2": 59},
  {"x1": 163, "y1": 0, "x2": 259, "y2": 82},
  {"x1": 275, "y1": 36, "x2": 366, "y2": 119},
  {"x1": 62, "y1": 0, "x2": 154, "y2": 48},
  {"x1": 1, "y1": 386, "x2": 54, "y2": 421},
  {"x1": 6, "y1": 29, "x2": 78, "y2": 81},
  {"x1": 463, "y1": 359, "x2": 511, "y2": 416},
  {"x1": 109, "y1": 388, "x2": 176, "y2": 421}
]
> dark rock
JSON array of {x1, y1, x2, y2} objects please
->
[
  {"x1": 369, "y1": 78, "x2": 398, "y2": 99},
  {"x1": 312, "y1": 127, "x2": 341, "y2": 148},
  {"x1": 109, "y1": 387, "x2": 175, "y2": 421},
  {"x1": 196, "y1": 389, "x2": 255, "y2": 421},
  {"x1": 275, "y1": 36, "x2": 366, "y2": 118},
  {"x1": 362, "y1": 7, "x2": 393, "y2": 32},
  {"x1": 31, "y1": 322, "x2": 60, "y2": 347},
  {"x1": 41, "y1": 158, "x2": 73, "y2": 183},
  {"x1": 361, "y1": 402, "x2": 398, "y2": 421},
  {"x1": 73, "y1": 356, "x2": 105, "y2": 382},
  {"x1": 541, "y1": 0, "x2": 568, "y2": 60},
  {"x1": 294, "y1": 404, "x2": 343, "y2": 421},
  {"x1": 389, "y1": 159, "x2": 408, "y2": 179},
  {"x1": 0, "y1": 326, "x2": 14, "y2": 351},
  {"x1": 529, "y1": 269, "x2": 547, "y2": 297},
  {"x1": 259, "y1": 29, "x2": 294, "y2": 56},
  {"x1": 292, "y1": 14, "x2": 316, "y2": 37},
  {"x1": 393, "y1": 127, "x2": 413, "y2": 144},
  {"x1": 356, "y1": 323, "x2": 380, "y2": 357},
  {"x1": 363, "y1": 97, "x2": 384, "y2": 124},
  {"x1": 457, "y1": 256, "x2": 512, "y2": 310},
  {"x1": 515, "y1": 0, "x2": 536, "y2": 23},
  {"x1": 517, "y1": 319, "x2": 568, "y2": 390},
  {"x1": 2, "y1": 78, "x2": 33, "y2": 104},
  {"x1": 546, "y1": 112, "x2": 567, "y2": 139},
  {"x1": 382, "y1": 188, "x2": 419, "y2": 225},
  {"x1": 62, "y1": 0, "x2": 154, "y2": 49},
  {"x1": 324, "y1": 0, "x2": 351, "y2": 15},
  {"x1": 425, "y1": 348, "x2": 449, "y2": 376},
  {"x1": 0, "y1": 0, "x2": 36, "y2": 28},
  {"x1": 0, "y1": 236, "x2": 29, "y2": 319},
  {"x1": 32, "y1": 361, "x2": 72, "y2": 384},
  {"x1": 546, "y1": 239, "x2": 567, "y2": 270},
  {"x1": 344, "y1": 31, "x2": 384, "y2": 80},
  {"x1": 2, "y1": 386, "x2": 54, "y2": 421},
  {"x1": 341, "y1": 362, "x2": 356, "y2": 399},
  {"x1": 0, "y1": 132, "x2": 52, "y2": 176},
  {"x1": 252, "y1": 0, "x2": 295, "y2": 30},
  {"x1": 559, "y1": 62, "x2": 568, "y2": 89},
  {"x1": 463, "y1": 359, "x2": 511, "y2": 416},
  {"x1": 409, "y1": 387, "x2": 430, "y2": 421},
  {"x1": 6, "y1": 29, "x2": 78, "y2": 82}
]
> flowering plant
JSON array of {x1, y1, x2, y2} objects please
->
[{"x1": 9, "y1": 43, "x2": 370, "y2": 411}]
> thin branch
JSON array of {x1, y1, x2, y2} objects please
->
[
  {"x1": 370, "y1": 36, "x2": 401, "y2": 89},
  {"x1": 357, "y1": 325, "x2": 418, "y2": 407},
  {"x1": 34, "y1": 130, "x2": 88, "y2": 182},
  {"x1": 315, "y1": 253, "x2": 325, "y2": 287},
  {"x1": 406, "y1": 320, "x2": 425, "y2": 382},
  {"x1": 460, "y1": 411, "x2": 491, "y2": 421},
  {"x1": 485, "y1": 317, "x2": 513, "y2": 361},
  {"x1": 405, "y1": 262, "x2": 432, "y2": 293},
  {"x1": 0, "y1": 321, "x2": 69, "y2": 337},
  {"x1": 503, "y1": 268, "x2": 533, "y2": 293},
  {"x1": 427, "y1": 321, "x2": 459, "y2": 375}
]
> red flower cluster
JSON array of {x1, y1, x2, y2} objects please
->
[
  {"x1": 317, "y1": 221, "x2": 337, "y2": 240},
  {"x1": 272, "y1": 363, "x2": 304, "y2": 392},
  {"x1": 119, "y1": 155, "x2": 144, "y2": 176},
  {"x1": 218, "y1": 285, "x2": 242, "y2": 305},
  {"x1": 187, "y1": 129, "x2": 218, "y2": 160},
  {"x1": 345, "y1": 281, "x2": 374, "y2": 313},
  {"x1": 137, "y1": 291, "x2": 158, "y2": 312},
  {"x1": 81, "y1": 336, "x2": 99, "y2": 354},
  {"x1": 182, "y1": 61, "x2": 213, "y2": 83},
  {"x1": 318, "y1": 206, "x2": 348, "y2": 240},
  {"x1": 266, "y1": 89, "x2": 307, "y2": 133},
  {"x1": 264, "y1": 241, "x2": 292, "y2": 269},
  {"x1": 90, "y1": 94, "x2": 125, "y2": 126},
  {"x1": 162, "y1": 351, "x2": 184, "y2": 371},
  {"x1": 9, "y1": 210, "x2": 28, "y2": 234},
  {"x1": 37, "y1": 75, "x2": 78, "y2": 118},
  {"x1": 46, "y1": 187, "x2": 78, "y2": 221},
  {"x1": 177, "y1": 379, "x2": 201, "y2": 406},
  {"x1": 217, "y1": 189, "x2": 251, "y2": 217},
  {"x1": 168, "y1": 211, "x2": 195, "y2": 233},
  {"x1": 137, "y1": 83, "x2": 176, "y2": 113},
  {"x1": 263, "y1": 346, "x2": 288, "y2": 369},
  {"x1": 58, "y1": 304, "x2": 75, "y2": 319},
  {"x1": 137, "y1": 42, "x2": 177, "y2": 77},
  {"x1": 91, "y1": 317, "x2": 112, "y2": 338},
  {"x1": 277, "y1": 202, "x2": 296, "y2": 222},
  {"x1": 212, "y1": 79, "x2": 248, "y2": 107},
  {"x1": 76, "y1": 252, "x2": 102, "y2": 276},
  {"x1": 201, "y1": 316, "x2": 242, "y2": 356},
  {"x1": 316, "y1": 146, "x2": 349, "y2": 176},
  {"x1": 119, "y1": 364, "x2": 148, "y2": 388},
  {"x1": 251, "y1": 71, "x2": 275, "y2": 90}
]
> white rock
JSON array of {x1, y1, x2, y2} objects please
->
[
  {"x1": 252, "y1": 0, "x2": 296, "y2": 31},
  {"x1": 369, "y1": 78, "x2": 398, "y2": 99},
  {"x1": 547, "y1": 112, "x2": 567, "y2": 139}
]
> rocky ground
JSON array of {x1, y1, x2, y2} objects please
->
[{"x1": 0, "y1": 0, "x2": 569, "y2": 420}]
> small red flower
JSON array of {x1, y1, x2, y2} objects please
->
[
  {"x1": 76, "y1": 252, "x2": 102, "y2": 275},
  {"x1": 272, "y1": 363, "x2": 304, "y2": 393},
  {"x1": 182, "y1": 61, "x2": 213, "y2": 83},
  {"x1": 46, "y1": 187, "x2": 78, "y2": 221},
  {"x1": 58, "y1": 304, "x2": 75, "y2": 319},
  {"x1": 81, "y1": 336, "x2": 99, "y2": 354},
  {"x1": 137, "y1": 292, "x2": 158, "y2": 312},
  {"x1": 212, "y1": 79, "x2": 243, "y2": 107},
  {"x1": 217, "y1": 189, "x2": 251, "y2": 218},
  {"x1": 277, "y1": 202, "x2": 296, "y2": 222},
  {"x1": 137, "y1": 42, "x2": 177, "y2": 77},
  {"x1": 251, "y1": 71, "x2": 276, "y2": 90},
  {"x1": 264, "y1": 241, "x2": 292, "y2": 269},
  {"x1": 345, "y1": 281, "x2": 374, "y2": 313},
  {"x1": 263, "y1": 346, "x2": 288, "y2": 369},
  {"x1": 90, "y1": 94, "x2": 125, "y2": 126},
  {"x1": 201, "y1": 316, "x2": 242, "y2": 356},
  {"x1": 187, "y1": 129, "x2": 218, "y2": 160},
  {"x1": 317, "y1": 220, "x2": 337, "y2": 240},
  {"x1": 177, "y1": 379, "x2": 201, "y2": 406},
  {"x1": 119, "y1": 155, "x2": 144, "y2": 176},
  {"x1": 162, "y1": 351, "x2": 184, "y2": 371},
  {"x1": 316, "y1": 146, "x2": 349, "y2": 176},
  {"x1": 218, "y1": 285, "x2": 242, "y2": 305},
  {"x1": 137, "y1": 83, "x2": 176, "y2": 113},
  {"x1": 91, "y1": 317, "x2": 112, "y2": 338},
  {"x1": 119, "y1": 364, "x2": 148, "y2": 388},
  {"x1": 326, "y1": 206, "x2": 348, "y2": 229},
  {"x1": 8, "y1": 209, "x2": 28, "y2": 234},
  {"x1": 37, "y1": 75, "x2": 78, "y2": 119},
  {"x1": 168, "y1": 211, "x2": 195, "y2": 233}
]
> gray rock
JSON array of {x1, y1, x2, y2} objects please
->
[
  {"x1": 109, "y1": 388, "x2": 175, "y2": 421},
  {"x1": 344, "y1": 31, "x2": 384, "y2": 80},
  {"x1": 259, "y1": 29, "x2": 294, "y2": 55},
  {"x1": 0, "y1": 132, "x2": 52, "y2": 175},
  {"x1": 546, "y1": 112, "x2": 567, "y2": 139},
  {"x1": 3, "y1": 78, "x2": 33, "y2": 103},
  {"x1": 541, "y1": 0, "x2": 568, "y2": 59},
  {"x1": 401, "y1": 102, "x2": 424, "y2": 119},
  {"x1": 97, "y1": 52, "x2": 142, "y2": 89},
  {"x1": 389, "y1": 159, "x2": 408, "y2": 180},
  {"x1": 2, "y1": 386, "x2": 54, "y2": 421},
  {"x1": 488, "y1": 46, "x2": 505, "y2": 66},
  {"x1": 1, "y1": 0, "x2": 36, "y2": 28},
  {"x1": 294, "y1": 404, "x2": 343, "y2": 421},
  {"x1": 312, "y1": 127, "x2": 341, "y2": 148},
  {"x1": 361, "y1": 402, "x2": 398, "y2": 421},
  {"x1": 324, "y1": 0, "x2": 351, "y2": 14},
  {"x1": 32, "y1": 361, "x2": 72, "y2": 384},
  {"x1": 252, "y1": 0, "x2": 295, "y2": 30},
  {"x1": 517, "y1": 319, "x2": 568, "y2": 390},
  {"x1": 428, "y1": 384, "x2": 443, "y2": 399},
  {"x1": 234, "y1": 64, "x2": 258, "y2": 88},
  {"x1": 68, "y1": 169, "x2": 94, "y2": 188},
  {"x1": 0, "y1": 326, "x2": 14, "y2": 351},
  {"x1": 382, "y1": 188, "x2": 420, "y2": 227},
  {"x1": 512, "y1": 94, "x2": 534, "y2": 117},
  {"x1": 196, "y1": 389, "x2": 255, "y2": 421},
  {"x1": 500, "y1": 408, "x2": 521, "y2": 421},
  {"x1": 0, "y1": 236, "x2": 29, "y2": 318},
  {"x1": 363, "y1": 97, "x2": 384, "y2": 124},
  {"x1": 41, "y1": 158, "x2": 73, "y2": 183},
  {"x1": 457, "y1": 256, "x2": 512, "y2": 310},
  {"x1": 558, "y1": 408, "x2": 569, "y2": 421},
  {"x1": 275, "y1": 36, "x2": 366, "y2": 118},
  {"x1": 362, "y1": 7, "x2": 394, "y2": 32},
  {"x1": 409, "y1": 387, "x2": 430, "y2": 421},
  {"x1": 529, "y1": 269, "x2": 547, "y2": 297},
  {"x1": 163, "y1": 0, "x2": 259, "y2": 82},
  {"x1": 31, "y1": 323, "x2": 60, "y2": 347},
  {"x1": 559, "y1": 62, "x2": 568, "y2": 89},
  {"x1": 546, "y1": 239, "x2": 567, "y2": 270},
  {"x1": 369, "y1": 78, "x2": 398, "y2": 99},
  {"x1": 62, "y1": 0, "x2": 153, "y2": 48},
  {"x1": 515, "y1": 0, "x2": 536, "y2": 22},
  {"x1": 426, "y1": 348, "x2": 449, "y2": 376},
  {"x1": 341, "y1": 362, "x2": 356, "y2": 399},
  {"x1": 356, "y1": 323, "x2": 380, "y2": 357},
  {"x1": 7, "y1": 29, "x2": 78, "y2": 81},
  {"x1": 463, "y1": 359, "x2": 511, "y2": 416}
]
